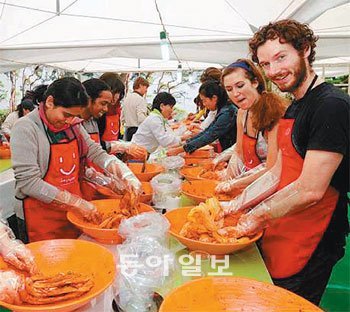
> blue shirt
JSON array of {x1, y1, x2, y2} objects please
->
[{"x1": 184, "y1": 104, "x2": 237, "y2": 153}]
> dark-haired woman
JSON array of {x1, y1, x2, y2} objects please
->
[
  {"x1": 1, "y1": 99, "x2": 35, "y2": 139},
  {"x1": 10, "y1": 77, "x2": 139, "y2": 243},
  {"x1": 131, "y1": 92, "x2": 181, "y2": 153},
  {"x1": 83, "y1": 78, "x2": 146, "y2": 160},
  {"x1": 98, "y1": 72, "x2": 125, "y2": 147},
  {"x1": 167, "y1": 81, "x2": 237, "y2": 156}
]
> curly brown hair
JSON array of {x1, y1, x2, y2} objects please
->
[
  {"x1": 222, "y1": 58, "x2": 289, "y2": 131},
  {"x1": 249, "y1": 19, "x2": 319, "y2": 65}
]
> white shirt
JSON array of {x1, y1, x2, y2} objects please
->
[
  {"x1": 201, "y1": 110, "x2": 217, "y2": 130},
  {"x1": 1, "y1": 111, "x2": 19, "y2": 136},
  {"x1": 131, "y1": 112, "x2": 181, "y2": 153},
  {"x1": 121, "y1": 92, "x2": 149, "y2": 127}
]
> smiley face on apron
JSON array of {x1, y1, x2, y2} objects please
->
[{"x1": 48, "y1": 145, "x2": 80, "y2": 186}]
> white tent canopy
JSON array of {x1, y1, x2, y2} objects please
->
[{"x1": 0, "y1": 0, "x2": 349, "y2": 73}]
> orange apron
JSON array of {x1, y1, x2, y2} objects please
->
[
  {"x1": 242, "y1": 133, "x2": 262, "y2": 170},
  {"x1": 23, "y1": 138, "x2": 81, "y2": 242},
  {"x1": 101, "y1": 114, "x2": 120, "y2": 142},
  {"x1": 261, "y1": 118, "x2": 339, "y2": 278}
]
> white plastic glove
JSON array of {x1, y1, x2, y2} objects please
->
[
  {"x1": 226, "y1": 148, "x2": 247, "y2": 179},
  {"x1": 0, "y1": 270, "x2": 24, "y2": 304},
  {"x1": 54, "y1": 190, "x2": 100, "y2": 223},
  {"x1": 0, "y1": 223, "x2": 36, "y2": 274},
  {"x1": 105, "y1": 159, "x2": 142, "y2": 196},
  {"x1": 221, "y1": 151, "x2": 282, "y2": 216},
  {"x1": 212, "y1": 144, "x2": 236, "y2": 168},
  {"x1": 234, "y1": 180, "x2": 309, "y2": 237},
  {"x1": 216, "y1": 163, "x2": 266, "y2": 193},
  {"x1": 110, "y1": 141, "x2": 147, "y2": 159}
]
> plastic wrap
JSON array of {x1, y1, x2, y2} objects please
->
[
  {"x1": 115, "y1": 213, "x2": 176, "y2": 311},
  {"x1": 221, "y1": 151, "x2": 282, "y2": 216},
  {"x1": 0, "y1": 222, "x2": 36, "y2": 274},
  {"x1": 150, "y1": 174, "x2": 182, "y2": 211},
  {"x1": 0, "y1": 270, "x2": 23, "y2": 304}
]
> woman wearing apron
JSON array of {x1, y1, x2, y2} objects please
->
[
  {"x1": 80, "y1": 78, "x2": 144, "y2": 200},
  {"x1": 11, "y1": 77, "x2": 140, "y2": 243},
  {"x1": 216, "y1": 59, "x2": 288, "y2": 194}
]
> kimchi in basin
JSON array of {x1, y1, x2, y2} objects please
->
[
  {"x1": 182, "y1": 180, "x2": 238, "y2": 203},
  {"x1": 89, "y1": 181, "x2": 153, "y2": 203},
  {"x1": 0, "y1": 239, "x2": 115, "y2": 312},
  {"x1": 127, "y1": 163, "x2": 164, "y2": 181},
  {"x1": 67, "y1": 198, "x2": 154, "y2": 244},
  {"x1": 164, "y1": 207, "x2": 262, "y2": 256},
  {"x1": 159, "y1": 277, "x2": 321, "y2": 311}
]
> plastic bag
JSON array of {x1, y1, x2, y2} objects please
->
[
  {"x1": 119, "y1": 212, "x2": 170, "y2": 242},
  {"x1": 159, "y1": 156, "x2": 185, "y2": 171},
  {"x1": 150, "y1": 174, "x2": 182, "y2": 211},
  {"x1": 114, "y1": 213, "x2": 176, "y2": 312},
  {"x1": 84, "y1": 166, "x2": 127, "y2": 195}
]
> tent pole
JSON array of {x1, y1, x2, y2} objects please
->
[
  {"x1": 348, "y1": 65, "x2": 350, "y2": 96},
  {"x1": 322, "y1": 65, "x2": 325, "y2": 80},
  {"x1": 56, "y1": 0, "x2": 60, "y2": 15}
]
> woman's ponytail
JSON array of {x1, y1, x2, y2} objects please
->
[{"x1": 250, "y1": 92, "x2": 289, "y2": 131}]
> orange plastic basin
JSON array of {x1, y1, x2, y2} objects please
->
[
  {"x1": 185, "y1": 146, "x2": 214, "y2": 158},
  {"x1": 127, "y1": 163, "x2": 164, "y2": 181},
  {"x1": 182, "y1": 180, "x2": 234, "y2": 203},
  {"x1": 164, "y1": 207, "x2": 262, "y2": 256},
  {"x1": 0, "y1": 239, "x2": 115, "y2": 312},
  {"x1": 183, "y1": 157, "x2": 214, "y2": 166},
  {"x1": 180, "y1": 166, "x2": 220, "y2": 181},
  {"x1": 67, "y1": 198, "x2": 154, "y2": 244},
  {"x1": 159, "y1": 277, "x2": 321, "y2": 311},
  {"x1": 0, "y1": 146, "x2": 11, "y2": 159},
  {"x1": 87, "y1": 181, "x2": 152, "y2": 203},
  {"x1": 140, "y1": 181, "x2": 153, "y2": 203}
]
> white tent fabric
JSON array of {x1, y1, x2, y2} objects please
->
[{"x1": 0, "y1": 0, "x2": 349, "y2": 73}]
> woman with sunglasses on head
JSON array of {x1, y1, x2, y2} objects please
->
[{"x1": 215, "y1": 59, "x2": 288, "y2": 194}]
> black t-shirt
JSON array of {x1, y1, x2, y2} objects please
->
[{"x1": 285, "y1": 82, "x2": 350, "y2": 258}]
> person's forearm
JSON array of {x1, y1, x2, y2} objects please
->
[
  {"x1": 229, "y1": 168, "x2": 268, "y2": 189},
  {"x1": 184, "y1": 132, "x2": 216, "y2": 153}
]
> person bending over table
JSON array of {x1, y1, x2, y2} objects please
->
[
  {"x1": 10, "y1": 77, "x2": 141, "y2": 243},
  {"x1": 167, "y1": 80, "x2": 237, "y2": 156}
]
